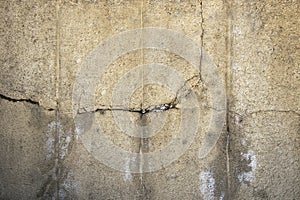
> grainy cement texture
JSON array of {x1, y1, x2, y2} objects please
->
[{"x1": 0, "y1": 0, "x2": 299, "y2": 199}]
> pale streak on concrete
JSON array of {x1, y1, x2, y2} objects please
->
[
  {"x1": 199, "y1": 170, "x2": 215, "y2": 200},
  {"x1": 238, "y1": 150, "x2": 257, "y2": 183}
]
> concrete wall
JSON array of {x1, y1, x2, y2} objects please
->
[{"x1": 0, "y1": 0, "x2": 299, "y2": 199}]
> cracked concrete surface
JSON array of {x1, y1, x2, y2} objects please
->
[
  {"x1": 0, "y1": 0, "x2": 299, "y2": 199},
  {"x1": 77, "y1": 74, "x2": 201, "y2": 115},
  {"x1": 0, "y1": 93, "x2": 56, "y2": 111}
]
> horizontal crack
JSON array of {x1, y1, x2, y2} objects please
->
[
  {"x1": 202, "y1": 106, "x2": 300, "y2": 118},
  {"x1": 85, "y1": 101, "x2": 179, "y2": 115},
  {"x1": 78, "y1": 74, "x2": 202, "y2": 115},
  {"x1": 228, "y1": 109, "x2": 300, "y2": 118},
  {"x1": 0, "y1": 93, "x2": 55, "y2": 111},
  {"x1": 247, "y1": 109, "x2": 300, "y2": 117}
]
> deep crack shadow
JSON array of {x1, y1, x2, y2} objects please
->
[{"x1": 0, "y1": 93, "x2": 55, "y2": 111}]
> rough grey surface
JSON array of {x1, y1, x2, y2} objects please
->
[{"x1": 0, "y1": 0, "x2": 299, "y2": 199}]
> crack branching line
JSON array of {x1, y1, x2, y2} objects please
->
[
  {"x1": 174, "y1": 74, "x2": 201, "y2": 100},
  {"x1": 0, "y1": 93, "x2": 55, "y2": 111}
]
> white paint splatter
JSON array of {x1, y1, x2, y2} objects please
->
[
  {"x1": 233, "y1": 26, "x2": 242, "y2": 35},
  {"x1": 101, "y1": 89, "x2": 107, "y2": 96},
  {"x1": 124, "y1": 156, "x2": 132, "y2": 182},
  {"x1": 59, "y1": 171, "x2": 80, "y2": 199},
  {"x1": 219, "y1": 191, "x2": 225, "y2": 200},
  {"x1": 58, "y1": 189, "x2": 66, "y2": 200},
  {"x1": 76, "y1": 58, "x2": 81, "y2": 64},
  {"x1": 232, "y1": 63, "x2": 242, "y2": 71},
  {"x1": 238, "y1": 150, "x2": 257, "y2": 183},
  {"x1": 241, "y1": 138, "x2": 247, "y2": 146},
  {"x1": 199, "y1": 170, "x2": 215, "y2": 200},
  {"x1": 46, "y1": 121, "x2": 62, "y2": 159},
  {"x1": 46, "y1": 121, "x2": 72, "y2": 160},
  {"x1": 74, "y1": 127, "x2": 81, "y2": 140},
  {"x1": 60, "y1": 134, "x2": 71, "y2": 159}
]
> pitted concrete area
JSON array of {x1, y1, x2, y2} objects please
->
[{"x1": 0, "y1": 0, "x2": 299, "y2": 199}]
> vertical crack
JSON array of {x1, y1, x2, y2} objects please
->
[
  {"x1": 224, "y1": 0, "x2": 233, "y2": 199},
  {"x1": 226, "y1": 118, "x2": 231, "y2": 200},
  {"x1": 200, "y1": 0, "x2": 204, "y2": 82},
  {"x1": 0, "y1": 93, "x2": 55, "y2": 111},
  {"x1": 55, "y1": 0, "x2": 62, "y2": 199}
]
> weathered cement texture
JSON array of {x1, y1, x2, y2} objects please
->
[
  {"x1": 139, "y1": 1, "x2": 228, "y2": 199},
  {"x1": 229, "y1": 0, "x2": 300, "y2": 199},
  {"x1": 0, "y1": 0, "x2": 58, "y2": 199},
  {"x1": 0, "y1": 0, "x2": 299, "y2": 200},
  {"x1": 0, "y1": 100, "x2": 56, "y2": 199},
  {"x1": 0, "y1": 0, "x2": 57, "y2": 109}
]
